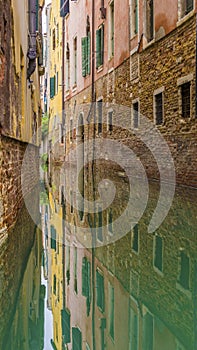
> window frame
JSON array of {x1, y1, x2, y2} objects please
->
[
  {"x1": 132, "y1": 99, "x2": 140, "y2": 129},
  {"x1": 177, "y1": 74, "x2": 193, "y2": 120},
  {"x1": 153, "y1": 87, "x2": 164, "y2": 126}
]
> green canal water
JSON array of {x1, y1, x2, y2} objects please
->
[{"x1": 0, "y1": 177, "x2": 197, "y2": 350}]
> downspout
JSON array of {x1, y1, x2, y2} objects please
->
[
  {"x1": 62, "y1": 16, "x2": 66, "y2": 148},
  {"x1": 91, "y1": 0, "x2": 96, "y2": 349},
  {"x1": 27, "y1": 0, "x2": 37, "y2": 79}
]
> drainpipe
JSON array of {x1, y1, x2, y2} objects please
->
[
  {"x1": 91, "y1": 0, "x2": 96, "y2": 348},
  {"x1": 62, "y1": 16, "x2": 66, "y2": 148},
  {"x1": 27, "y1": 0, "x2": 37, "y2": 79}
]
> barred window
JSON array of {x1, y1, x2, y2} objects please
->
[
  {"x1": 155, "y1": 92, "x2": 163, "y2": 125},
  {"x1": 181, "y1": 82, "x2": 190, "y2": 118}
]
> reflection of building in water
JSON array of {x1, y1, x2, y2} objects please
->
[
  {"x1": 45, "y1": 182, "x2": 64, "y2": 349},
  {"x1": 46, "y1": 165, "x2": 197, "y2": 350},
  {"x1": 1, "y1": 226, "x2": 44, "y2": 350}
]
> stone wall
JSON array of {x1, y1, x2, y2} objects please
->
[{"x1": 0, "y1": 134, "x2": 39, "y2": 231}]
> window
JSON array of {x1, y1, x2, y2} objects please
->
[
  {"x1": 129, "y1": 307, "x2": 138, "y2": 350},
  {"x1": 61, "y1": 309, "x2": 71, "y2": 344},
  {"x1": 56, "y1": 23, "x2": 59, "y2": 45},
  {"x1": 178, "y1": 250, "x2": 190, "y2": 290},
  {"x1": 109, "y1": 1, "x2": 114, "y2": 58},
  {"x1": 70, "y1": 119, "x2": 73, "y2": 142},
  {"x1": 72, "y1": 327, "x2": 82, "y2": 350},
  {"x1": 132, "y1": 101, "x2": 139, "y2": 129},
  {"x1": 81, "y1": 34, "x2": 91, "y2": 77},
  {"x1": 108, "y1": 208, "x2": 113, "y2": 234},
  {"x1": 181, "y1": 82, "x2": 191, "y2": 118},
  {"x1": 70, "y1": 189, "x2": 73, "y2": 213},
  {"x1": 73, "y1": 37, "x2": 77, "y2": 85},
  {"x1": 53, "y1": 274, "x2": 57, "y2": 295},
  {"x1": 108, "y1": 111, "x2": 113, "y2": 132},
  {"x1": 66, "y1": 245, "x2": 70, "y2": 285},
  {"x1": 82, "y1": 257, "x2": 91, "y2": 298},
  {"x1": 96, "y1": 269, "x2": 105, "y2": 312},
  {"x1": 146, "y1": 0, "x2": 154, "y2": 42},
  {"x1": 143, "y1": 312, "x2": 153, "y2": 350},
  {"x1": 51, "y1": 225, "x2": 56, "y2": 250},
  {"x1": 130, "y1": 0, "x2": 138, "y2": 37},
  {"x1": 109, "y1": 282, "x2": 114, "y2": 340},
  {"x1": 52, "y1": 28, "x2": 56, "y2": 50},
  {"x1": 179, "y1": 0, "x2": 193, "y2": 18},
  {"x1": 97, "y1": 206, "x2": 103, "y2": 241},
  {"x1": 50, "y1": 76, "x2": 55, "y2": 99},
  {"x1": 97, "y1": 100, "x2": 103, "y2": 134},
  {"x1": 66, "y1": 43, "x2": 70, "y2": 90},
  {"x1": 155, "y1": 92, "x2": 163, "y2": 125},
  {"x1": 82, "y1": 257, "x2": 91, "y2": 315},
  {"x1": 132, "y1": 225, "x2": 139, "y2": 253},
  {"x1": 60, "y1": 0, "x2": 70, "y2": 17},
  {"x1": 74, "y1": 247, "x2": 78, "y2": 294},
  {"x1": 154, "y1": 235, "x2": 163, "y2": 272},
  {"x1": 96, "y1": 25, "x2": 104, "y2": 68}
]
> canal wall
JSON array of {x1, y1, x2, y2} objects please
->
[
  {"x1": 0, "y1": 197, "x2": 40, "y2": 348},
  {"x1": 0, "y1": 134, "x2": 39, "y2": 232}
]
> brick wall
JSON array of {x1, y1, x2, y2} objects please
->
[{"x1": 0, "y1": 134, "x2": 39, "y2": 231}]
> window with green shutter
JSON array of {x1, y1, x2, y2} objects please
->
[
  {"x1": 50, "y1": 77, "x2": 55, "y2": 99},
  {"x1": 61, "y1": 309, "x2": 71, "y2": 344},
  {"x1": 51, "y1": 225, "x2": 56, "y2": 250},
  {"x1": 72, "y1": 327, "x2": 82, "y2": 350},
  {"x1": 81, "y1": 34, "x2": 91, "y2": 77},
  {"x1": 96, "y1": 269, "x2": 105, "y2": 312},
  {"x1": 96, "y1": 25, "x2": 104, "y2": 68}
]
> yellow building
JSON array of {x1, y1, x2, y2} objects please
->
[
  {"x1": 49, "y1": 189, "x2": 64, "y2": 349},
  {"x1": 48, "y1": 0, "x2": 63, "y2": 161},
  {"x1": 0, "y1": 0, "x2": 45, "y2": 232}
]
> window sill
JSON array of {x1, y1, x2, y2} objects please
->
[
  {"x1": 143, "y1": 38, "x2": 155, "y2": 50},
  {"x1": 108, "y1": 67, "x2": 114, "y2": 74},
  {"x1": 153, "y1": 266, "x2": 164, "y2": 277},
  {"x1": 96, "y1": 65, "x2": 104, "y2": 73},
  {"x1": 177, "y1": 10, "x2": 195, "y2": 27},
  {"x1": 176, "y1": 282, "x2": 192, "y2": 298},
  {"x1": 130, "y1": 33, "x2": 138, "y2": 41},
  {"x1": 72, "y1": 85, "x2": 77, "y2": 93}
]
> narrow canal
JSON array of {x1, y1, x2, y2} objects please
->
[{"x1": 0, "y1": 166, "x2": 197, "y2": 350}]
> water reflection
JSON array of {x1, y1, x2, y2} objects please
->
[
  {"x1": 42, "y1": 165, "x2": 197, "y2": 350},
  {"x1": 0, "y1": 197, "x2": 44, "y2": 349}
]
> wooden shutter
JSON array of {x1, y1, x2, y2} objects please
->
[
  {"x1": 87, "y1": 33, "x2": 91, "y2": 75},
  {"x1": 81, "y1": 37, "x2": 87, "y2": 77},
  {"x1": 96, "y1": 28, "x2": 101, "y2": 68},
  {"x1": 51, "y1": 226, "x2": 56, "y2": 250},
  {"x1": 50, "y1": 77, "x2": 55, "y2": 98},
  {"x1": 61, "y1": 309, "x2": 71, "y2": 344},
  {"x1": 101, "y1": 25, "x2": 104, "y2": 65},
  {"x1": 72, "y1": 327, "x2": 82, "y2": 350},
  {"x1": 82, "y1": 257, "x2": 88, "y2": 296},
  {"x1": 96, "y1": 269, "x2": 105, "y2": 312}
]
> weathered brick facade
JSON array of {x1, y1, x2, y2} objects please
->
[
  {"x1": 63, "y1": 14, "x2": 197, "y2": 188},
  {"x1": 0, "y1": 135, "x2": 40, "y2": 231}
]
